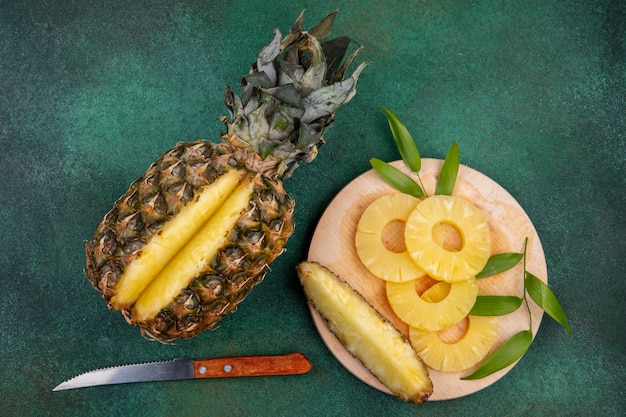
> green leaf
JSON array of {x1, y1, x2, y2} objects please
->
[
  {"x1": 461, "y1": 330, "x2": 533, "y2": 380},
  {"x1": 524, "y1": 272, "x2": 571, "y2": 336},
  {"x1": 469, "y1": 296, "x2": 524, "y2": 316},
  {"x1": 381, "y1": 107, "x2": 421, "y2": 173},
  {"x1": 476, "y1": 253, "x2": 524, "y2": 278},
  {"x1": 370, "y1": 158, "x2": 425, "y2": 198},
  {"x1": 435, "y1": 141, "x2": 460, "y2": 195}
]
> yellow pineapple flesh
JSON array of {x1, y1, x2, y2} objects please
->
[
  {"x1": 355, "y1": 193, "x2": 426, "y2": 282},
  {"x1": 409, "y1": 281, "x2": 498, "y2": 372},
  {"x1": 409, "y1": 315, "x2": 498, "y2": 372},
  {"x1": 386, "y1": 275, "x2": 478, "y2": 331},
  {"x1": 297, "y1": 261, "x2": 433, "y2": 404},
  {"x1": 131, "y1": 177, "x2": 255, "y2": 322},
  {"x1": 405, "y1": 195, "x2": 491, "y2": 283},
  {"x1": 110, "y1": 169, "x2": 246, "y2": 309}
]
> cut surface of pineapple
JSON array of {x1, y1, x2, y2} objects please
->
[
  {"x1": 409, "y1": 312, "x2": 498, "y2": 372},
  {"x1": 355, "y1": 193, "x2": 427, "y2": 282},
  {"x1": 386, "y1": 275, "x2": 478, "y2": 331},
  {"x1": 297, "y1": 261, "x2": 432, "y2": 404},
  {"x1": 110, "y1": 169, "x2": 246, "y2": 309},
  {"x1": 131, "y1": 177, "x2": 255, "y2": 322},
  {"x1": 405, "y1": 195, "x2": 491, "y2": 283}
]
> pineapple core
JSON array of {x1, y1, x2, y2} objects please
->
[
  {"x1": 131, "y1": 177, "x2": 255, "y2": 322},
  {"x1": 110, "y1": 169, "x2": 246, "y2": 309},
  {"x1": 298, "y1": 261, "x2": 433, "y2": 404}
]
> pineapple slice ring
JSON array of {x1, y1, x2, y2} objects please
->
[
  {"x1": 386, "y1": 275, "x2": 478, "y2": 331},
  {"x1": 405, "y1": 195, "x2": 491, "y2": 283},
  {"x1": 409, "y1": 315, "x2": 498, "y2": 373},
  {"x1": 408, "y1": 282, "x2": 498, "y2": 372},
  {"x1": 355, "y1": 193, "x2": 427, "y2": 282}
]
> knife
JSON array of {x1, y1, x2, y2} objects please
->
[{"x1": 53, "y1": 352, "x2": 311, "y2": 391}]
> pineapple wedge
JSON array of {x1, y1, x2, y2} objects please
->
[{"x1": 297, "y1": 261, "x2": 433, "y2": 404}]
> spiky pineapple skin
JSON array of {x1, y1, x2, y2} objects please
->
[
  {"x1": 85, "y1": 141, "x2": 233, "y2": 299},
  {"x1": 140, "y1": 170, "x2": 294, "y2": 341},
  {"x1": 85, "y1": 140, "x2": 295, "y2": 341}
]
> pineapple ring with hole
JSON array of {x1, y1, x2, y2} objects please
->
[
  {"x1": 405, "y1": 195, "x2": 491, "y2": 283},
  {"x1": 386, "y1": 275, "x2": 478, "y2": 331},
  {"x1": 409, "y1": 281, "x2": 498, "y2": 372},
  {"x1": 409, "y1": 315, "x2": 498, "y2": 373},
  {"x1": 355, "y1": 193, "x2": 427, "y2": 282},
  {"x1": 408, "y1": 282, "x2": 498, "y2": 372}
]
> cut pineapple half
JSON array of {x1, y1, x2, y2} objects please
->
[
  {"x1": 405, "y1": 195, "x2": 491, "y2": 283},
  {"x1": 386, "y1": 275, "x2": 478, "y2": 331},
  {"x1": 110, "y1": 169, "x2": 246, "y2": 309},
  {"x1": 355, "y1": 193, "x2": 426, "y2": 282},
  {"x1": 131, "y1": 177, "x2": 255, "y2": 322},
  {"x1": 297, "y1": 261, "x2": 433, "y2": 404}
]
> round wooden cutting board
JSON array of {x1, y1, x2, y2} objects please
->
[{"x1": 307, "y1": 159, "x2": 548, "y2": 401}]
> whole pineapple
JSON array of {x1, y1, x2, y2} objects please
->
[{"x1": 85, "y1": 11, "x2": 367, "y2": 342}]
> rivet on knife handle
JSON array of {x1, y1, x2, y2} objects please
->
[{"x1": 193, "y1": 352, "x2": 312, "y2": 378}]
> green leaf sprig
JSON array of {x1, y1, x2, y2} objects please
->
[
  {"x1": 525, "y1": 271, "x2": 571, "y2": 336},
  {"x1": 462, "y1": 239, "x2": 571, "y2": 380},
  {"x1": 372, "y1": 107, "x2": 571, "y2": 381},
  {"x1": 372, "y1": 107, "x2": 459, "y2": 198}
]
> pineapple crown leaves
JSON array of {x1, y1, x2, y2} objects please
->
[
  {"x1": 373, "y1": 108, "x2": 571, "y2": 380},
  {"x1": 220, "y1": 10, "x2": 369, "y2": 179}
]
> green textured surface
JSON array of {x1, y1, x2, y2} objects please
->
[{"x1": 1, "y1": 0, "x2": 624, "y2": 416}]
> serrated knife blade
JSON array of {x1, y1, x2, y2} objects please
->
[{"x1": 53, "y1": 352, "x2": 311, "y2": 391}]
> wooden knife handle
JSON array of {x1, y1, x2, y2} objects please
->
[{"x1": 193, "y1": 353, "x2": 312, "y2": 378}]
